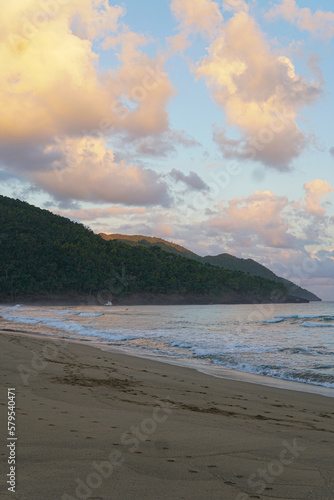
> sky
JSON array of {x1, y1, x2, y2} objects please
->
[{"x1": 1, "y1": 0, "x2": 334, "y2": 300}]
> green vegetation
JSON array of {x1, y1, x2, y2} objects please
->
[
  {"x1": 0, "y1": 195, "x2": 290, "y2": 304},
  {"x1": 101, "y1": 234, "x2": 320, "y2": 302}
]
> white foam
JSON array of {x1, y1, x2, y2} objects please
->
[
  {"x1": 1, "y1": 313, "x2": 41, "y2": 325},
  {"x1": 77, "y1": 313, "x2": 104, "y2": 318},
  {"x1": 168, "y1": 341, "x2": 194, "y2": 349}
]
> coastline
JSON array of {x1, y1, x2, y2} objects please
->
[
  {"x1": 0, "y1": 290, "x2": 311, "y2": 307},
  {"x1": 1, "y1": 318, "x2": 334, "y2": 499},
  {"x1": 1, "y1": 314, "x2": 333, "y2": 398}
]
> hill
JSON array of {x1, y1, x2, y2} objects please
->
[
  {"x1": 100, "y1": 234, "x2": 320, "y2": 302},
  {"x1": 99, "y1": 233, "x2": 201, "y2": 260},
  {"x1": 0, "y1": 195, "x2": 296, "y2": 305},
  {"x1": 202, "y1": 254, "x2": 320, "y2": 302}
]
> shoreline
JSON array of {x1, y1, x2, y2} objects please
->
[
  {"x1": 0, "y1": 314, "x2": 333, "y2": 399},
  {"x1": 1, "y1": 311, "x2": 333, "y2": 399},
  {"x1": 1, "y1": 322, "x2": 334, "y2": 499},
  {"x1": 0, "y1": 289, "x2": 312, "y2": 307}
]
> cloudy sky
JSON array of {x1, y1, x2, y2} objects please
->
[{"x1": 1, "y1": 0, "x2": 334, "y2": 300}]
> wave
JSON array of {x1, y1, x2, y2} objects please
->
[
  {"x1": 76, "y1": 313, "x2": 104, "y2": 318},
  {"x1": 193, "y1": 354, "x2": 334, "y2": 388},
  {"x1": 279, "y1": 346, "x2": 334, "y2": 356},
  {"x1": 263, "y1": 314, "x2": 334, "y2": 327},
  {"x1": 3, "y1": 305, "x2": 333, "y2": 391},
  {"x1": 301, "y1": 322, "x2": 334, "y2": 328},
  {"x1": 275, "y1": 314, "x2": 299, "y2": 319},
  {"x1": 167, "y1": 341, "x2": 194, "y2": 349},
  {"x1": 1, "y1": 313, "x2": 41, "y2": 325}
]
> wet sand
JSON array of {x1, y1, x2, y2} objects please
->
[{"x1": 0, "y1": 318, "x2": 333, "y2": 500}]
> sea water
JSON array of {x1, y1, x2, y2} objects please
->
[{"x1": 1, "y1": 302, "x2": 334, "y2": 394}]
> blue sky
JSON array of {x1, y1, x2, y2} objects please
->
[{"x1": 1, "y1": 0, "x2": 334, "y2": 299}]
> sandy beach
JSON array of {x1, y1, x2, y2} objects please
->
[{"x1": 0, "y1": 317, "x2": 333, "y2": 500}]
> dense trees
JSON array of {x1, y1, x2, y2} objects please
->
[
  {"x1": 0, "y1": 195, "x2": 288, "y2": 303},
  {"x1": 101, "y1": 234, "x2": 320, "y2": 302}
]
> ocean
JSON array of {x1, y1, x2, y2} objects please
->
[{"x1": 1, "y1": 301, "x2": 334, "y2": 396}]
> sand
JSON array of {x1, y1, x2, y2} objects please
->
[{"x1": 0, "y1": 317, "x2": 333, "y2": 500}]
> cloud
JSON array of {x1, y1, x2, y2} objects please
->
[
  {"x1": 51, "y1": 206, "x2": 146, "y2": 222},
  {"x1": 1, "y1": 2, "x2": 173, "y2": 141},
  {"x1": 120, "y1": 130, "x2": 201, "y2": 158},
  {"x1": 170, "y1": 169, "x2": 209, "y2": 191},
  {"x1": 195, "y1": 11, "x2": 322, "y2": 169},
  {"x1": 32, "y1": 138, "x2": 171, "y2": 207},
  {"x1": 170, "y1": 0, "x2": 222, "y2": 37},
  {"x1": 303, "y1": 179, "x2": 334, "y2": 218},
  {"x1": 266, "y1": 0, "x2": 334, "y2": 40},
  {"x1": 205, "y1": 190, "x2": 294, "y2": 248},
  {"x1": 222, "y1": 0, "x2": 249, "y2": 13},
  {"x1": 330, "y1": 147, "x2": 334, "y2": 158},
  {"x1": 0, "y1": 1, "x2": 176, "y2": 205},
  {"x1": 204, "y1": 180, "x2": 334, "y2": 251},
  {"x1": 2, "y1": 2, "x2": 117, "y2": 140}
]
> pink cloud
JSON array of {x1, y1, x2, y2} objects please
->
[
  {"x1": 170, "y1": 0, "x2": 222, "y2": 37},
  {"x1": 33, "y1": 138, "x2": 171, "y2": 206},
  {"x1": 1, "y1": 1, "x2": 173, "y2": 141},
  {"x1": 266, "y1": 0, "x2": 334, "y2": 40},
  {"x1": 196, "y1": 11, "x2": 322, "y2": 169},
  {"x1": 303, "y1": 179, "x2": 334, "y2": 218},
  {"x1": 206, "y1": 190, "x2": 294, "y2": 248},
  {"x1": 0, "y1": 1, "x2": 177, "y2": 205}
]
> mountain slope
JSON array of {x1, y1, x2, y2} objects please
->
[
  {"x1": 0, "y1": 195, "x2": 291, "y2": 304},
  {"x1": 99, "y1": 233, "x2": 200, "y2": 260},
  {"x1": 100, "y1": 234, "x2": 320, "y2": 302},
  {"x1": 202, "y1": 254, "x2": 320, "y2": 302}
]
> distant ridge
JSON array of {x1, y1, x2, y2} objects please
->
[{"x1": 100, "y1": 233, "x2": 321, "y2": 302}]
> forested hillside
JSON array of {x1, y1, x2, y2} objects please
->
[
  {"x1": 101, "y1": 234, "x2": 320, "y2": 302},
  {"x1": 0, "y1": 195, "x2": 292, "y2": 304}
]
